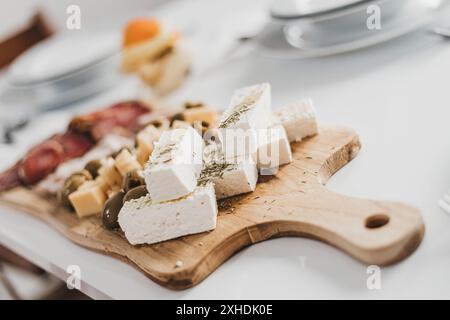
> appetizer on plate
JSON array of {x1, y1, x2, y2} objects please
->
[{"x1": 121, "y1": 17, "x2": 192, "y2": 96}]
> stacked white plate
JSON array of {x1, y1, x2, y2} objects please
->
[
  {"x1": 0, "y1": 31, "x2": 121, "y2": 117},
  {"x1": 255, "y1": 0, "x2": 447, "y2": 59}
]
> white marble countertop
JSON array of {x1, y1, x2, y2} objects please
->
[{"x1": 1, "y1": 0, "x2": 450, "y2": 299}]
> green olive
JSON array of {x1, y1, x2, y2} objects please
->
[
  {"x1": 122, "y1": 170, "x2": 145, "y2": 193},
  {"x1": 102, "y1": 191, "x2": 125, "y2": 230},
  {"x1": 123, "y1": 185, "x2": 148, "y2": 204},
  {"x1": 60, "y1": 175, "x2": 87, "y2": 210},
  {"x1": 70, "y1": 169, "x2": 93, "y2": 181},
  {"x1": 170, "y1": 113, "x2": 185, "y2": 126},
  {"x1": 84, "y1": 160, "x2": 102, "y2": 178}
]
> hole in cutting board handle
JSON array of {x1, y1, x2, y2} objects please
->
[{"x1": 365, "y1": 214, "x2": 390, "y2": 229}]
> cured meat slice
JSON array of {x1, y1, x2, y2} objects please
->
[
  {"x1": 0, "y1": 101, "x2": 151, "y2": 192},
  {"x1": 69, "y1": 101, "x2": 150, "y2": 142}
]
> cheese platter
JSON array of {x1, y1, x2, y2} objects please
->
[{"x1": 0, "y1": 83, "x2": 424, "y2": 290}]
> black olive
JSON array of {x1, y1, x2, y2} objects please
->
[
  {"x1": 122, "y1": 170, "x2": 145, "y2": 192},
  {"x1": 123, "y1": 185, "x2": 148, "y2": 204},
  {"x1": 102, "y1": 191, "x2": 125, "y2": 230},
  {"x1": 84, "y1": 160, "x2": 102, "y2": 178}
]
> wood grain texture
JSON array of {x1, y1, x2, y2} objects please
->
[{"x1": 0, "y1": 125, "x2": 425, "y2": 290}]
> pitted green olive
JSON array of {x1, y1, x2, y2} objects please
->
[
  {"x1": 123, "y1": 185, "x2": 148, "y2": 204},
  {"x1": 102, "y1": 191, "x2": 125, "y2": 230},
  {"x1": 122, "y1": 170, "x2": 145, "y2": 193},
  {"x1": 84, "y1": 160, "x2": 102, "y2": 178}
]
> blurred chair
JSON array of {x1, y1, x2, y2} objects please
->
[
  {"x1": 0, "y1": 11, "x2": 55, "y2": 70},
  {"x1": 0, "y1": 245, "x2": 90, "y2": 300},
  {"x1": 0, "y1": 245, "x2": 44, "y2": 275},
  {"x1": 0, "y1": 245, "x2": 43, "y2": 300}
]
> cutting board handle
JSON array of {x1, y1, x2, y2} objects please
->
[{"x1": 278, "y1": 187, "x2": 425, "y2": 266}]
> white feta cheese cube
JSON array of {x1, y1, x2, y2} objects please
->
[
  {"x1": 274, "y1": 99, "x2": 318, "y2": 143},
  {"x1": 213, "y1": 160, "x2": 258, "y2": 200},
  {"x1": 220, "y1": 83, "x2": 272, "y2": 130},
  {"x1": 257, "y1": 125, "x2": 293, "y2": 175},
  {"x1": 144, "y1": 127, "x2": 204, "y2": 203},
  {"x1": 118, "y1": 183, "x2": 218, "y2": 245},
  {"x1": 218, "y1": 83, "x2": 272, "y2": 158},
  {"x1": 200, "y1": 144, "x2": 258, "y2": 200},
  {"x1": 217, "y1": 127, "x2": 258, "y2": 160}
]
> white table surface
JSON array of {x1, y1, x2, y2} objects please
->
[{"x1": 1, "y1": 0, "x2": 450, "y2": 299}]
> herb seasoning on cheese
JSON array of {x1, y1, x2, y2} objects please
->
[
  {"x1": 198, "y1": 162, "x2": 235, "y2": 187},
  {"x1": 152, "y1": 142, "x2": 177, "y2": 164},
  {"x1": 219, "y1": 90, "x2": 262, "y2": 128}
]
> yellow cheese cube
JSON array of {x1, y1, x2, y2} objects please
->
[
  {"x1": 78, "y1": 181, "x2": 96, "y2": 191},
  {"x1": 136, "y1": 125, "x2": 160, "y2": 150},
  {"x1": 69, "y1": 185, "x2": 107, "y2": 218},
  {"x1": 183, "y1": 107, "x2": 218, "y2": 126},
  {"x1": 94, "y1": 176, "x2": 109, "y2": 193},
  {"x1": 115, "y1": 149, "x2": 142, "y2": 176},
  {"x1": 98, "y1": 158, "x2": 122, "y2": 187},
  {"x1": 172, "y1": 120, "x2": 191, "y2": 129},
  {"x1": 135, "y1": 125, "x2": 161, "y2": 166},
  {"x1": 137, "y1": 143, "x2": 153, "y2": 166}
]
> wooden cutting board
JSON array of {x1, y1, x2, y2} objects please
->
[{"x1": 0, "y1": 125, "x2": 425, "y2": 290}]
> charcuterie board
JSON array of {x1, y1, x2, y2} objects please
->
[{"x1": 0, "y1": 125, "x2": 425, "y2": 290}]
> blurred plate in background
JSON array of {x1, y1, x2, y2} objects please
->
[
  {"x1": 271, "y1": 0, "x2": 408, "y2": 37},
  {"x1": 256, "y1": 0, "x2": 445, "y2": 59},
  {"x1": 270, "y1": 0, "x2": 374, "y2": 20},
  {"x1": 7, "y1": 32, "x2": 120, "y2": 86},
  {"x1": 0, "y1": 32, "x2": 122, "y2": 120}
]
